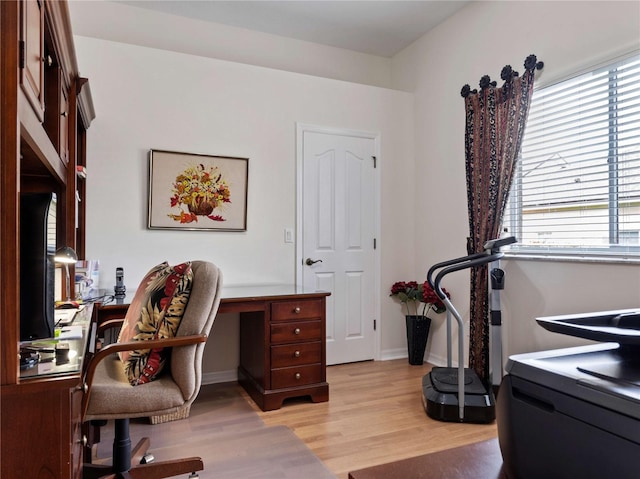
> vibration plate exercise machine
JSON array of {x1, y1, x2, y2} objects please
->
[{"x1": 422, "y1": 236, "x2": 516, "y2": 423}]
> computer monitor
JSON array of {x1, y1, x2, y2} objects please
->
[{"x1": 20, "y1": 192, "x2": 57, "y2": 341}]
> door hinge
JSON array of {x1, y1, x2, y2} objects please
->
[
  {"x1": 19, "y1": 41, "x2": 25, "y2": 69},
  {"x1": 374, "y1": 319, "x2": 377, "y2": 331},
  {"x1": 372, "y1": 156, "x2": 377, "y2": 168},
  {"x1": 373, "y1": 238, "x2": 377, "y2": 250}
]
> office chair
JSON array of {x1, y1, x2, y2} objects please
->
[{"x1": 82, "y1": 260, "x2": 222, "y2": 479}]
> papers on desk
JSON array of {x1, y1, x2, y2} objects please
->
[
  {"x1": 54, "y1": 304, "x2": 85, "y2": 326},
  {"x1": 56, "y1": 325, "x2": 83, "y2": 339}
]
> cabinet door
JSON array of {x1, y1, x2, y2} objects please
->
[
  {"x1": 70, "y1": 386, "x2": 84, "y2": 478},
  {"x1": 1, "y1": 383, "x2": 75, "y2": 478},
  {"x1": 20, "y1": 0, "x2": 45, "y2": 121},
  {"x1": 44, "y1": 64, "x2": 67, "y2": 162},
  {"x1": 59, "y1": 84, "x2": 69, "y2": 164}
]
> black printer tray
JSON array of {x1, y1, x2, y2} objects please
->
[{"x1": 536, "y1": 308, "x2": 640, "y2": 345}]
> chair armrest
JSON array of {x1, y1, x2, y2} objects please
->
[
  {"x1": 81, "y1": 334, "x2": 208, "y2": 420},
  {"x1": 97, "y1": 318, "x2": 125, "y2": 336}
]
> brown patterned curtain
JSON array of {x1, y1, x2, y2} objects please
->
[{"x1": 461, "y1": 54, "x2": 543, "y2": 381}]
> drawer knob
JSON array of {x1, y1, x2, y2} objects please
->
[
  {"x1": 294, "y1": 307, "x2": 301, "y2": 314},
  {"x1": 295, "y1": 373, "x2": 301, "y2": 380},
  {"x1": 294, "y1": 350, "x2": 301, "y2": 358},
  {"x1": 294, "y1": 328, "x2": 301, "y2": 335}
]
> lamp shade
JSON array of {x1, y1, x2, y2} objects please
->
[{"x1": 54, "y1": 246, "x2": 78, "y2": 264}]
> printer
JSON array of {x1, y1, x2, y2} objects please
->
[{"x1": 497, "y1": 309, "x2": 640, "y2": 479}]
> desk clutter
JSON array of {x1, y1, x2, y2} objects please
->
[
  {"x1": 19, "y1": 305, "x2": 92, "y2": 377},
  {"x1": 55, "y1": 305, "x2": 83, "y2": 325},
  {"x1": 19, "y1": 342, "x2": 71, "y2": 370}
]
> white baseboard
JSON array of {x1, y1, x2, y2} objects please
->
[
  {"x1": 202, "y1": 369, "x2": 238, "y2": 385},
  {"x1": 379, "y1": 347, "x2": 407, "y2": 361},
  {"x1": 379, "y1": 348, "x2": 450, "y2": 367},
  {"x1": 425, "y1": 352, "x2": 447, "y2": 367}
]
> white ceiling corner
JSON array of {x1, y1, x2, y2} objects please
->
[{"x1": 113, "y1": 1, "x2": 472, "y2": 57}]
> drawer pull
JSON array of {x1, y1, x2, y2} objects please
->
[
  {"x1": 295, "y1": 373, "x2": 301, "y2": 380},
  {"x1": 294, "y1": 328, "x2": 301, "y2": 335},
  {"x1": 294, "y1": 350, "x2": 301, "y2": 358},
  {"x1": 294, "y1": 306, "x2": 301, "y2": 314},
  {"x1": 80, "y1": 435, "x2": 87, "y2": 446}
]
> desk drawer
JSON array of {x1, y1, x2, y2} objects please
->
[
  {"x1": 271, "y1": 320, "x2": 322, "y2": 344},
  {"x1": 271, "y1": 299, "x2": 324, "y2": 321},
  {"x1": 271, "y1": 342, "x2": 322, "y2": 368},
  {"x1": 70, "y1": 386, "x2": 84, "y2": 479},
  {"x1": 272, "y1": 364, "x2": 323, "y2": 389}
]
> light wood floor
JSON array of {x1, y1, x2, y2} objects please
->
[{"x1": 245, "y1": 359, "x2": 498, "y2": 479}]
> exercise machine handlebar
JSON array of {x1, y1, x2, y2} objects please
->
[
  {"x1": 428, "y1": 236, "x2": 516, "y2": 301},
  {"x1": 425, "y1": 236, "x2": 515, "y2": 420}
]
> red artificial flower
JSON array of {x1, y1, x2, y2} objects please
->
[
  {"x1": 421, "y1": 281, "x2": 449, "y2": 314},
  {"x1": 390, "y1": 280, "x2": 451, "y2": 317}
]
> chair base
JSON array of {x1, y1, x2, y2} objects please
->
[
  {"x1": 149, "y1": 405, "x2": 191, "y2": 425},
  {"x1": 83, "y1": 436, "x2": 203, "y2": 479}
]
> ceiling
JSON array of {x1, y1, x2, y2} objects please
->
[{"x1": 116, "y1": 1, "x2": 472, "y2": 58}]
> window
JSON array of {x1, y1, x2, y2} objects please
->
[{"x1": 504, "y1": 54, "x2": 640, "y2": 260}]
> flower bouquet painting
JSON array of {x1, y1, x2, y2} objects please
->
[{"x1": 148, "y1": 150, "x2": 248, "y2": 231}]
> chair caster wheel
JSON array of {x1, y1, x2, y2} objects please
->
[
  {"x1": 188, "y1": 473, "x2": 199, "y2": 478},
  {"x1": 141, "y1": 453, "x2": 155, "y2": 464}
]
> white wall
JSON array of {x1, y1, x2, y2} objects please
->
[
  {"x1": 73, "y1": 0, "x2": 640, "y2": 380},
  {"x1": 69, "y1": 0, "x2": 392, "y2": 89},
  {"x1": 74, "y1": 36, "x2": 414, "y2": 378},
  {"x1": 391, "y1": 0, "x2": 640, "y2": 366}
]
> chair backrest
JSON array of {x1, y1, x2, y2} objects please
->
[{"x1": 169, "y1": 261, "x2": 223, "y2": 405}]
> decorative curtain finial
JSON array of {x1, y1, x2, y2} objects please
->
[
  {"x1": 461, "y1": 84, "x2": 473, "y2": 98},
  {"x1": 524, "y1": 54, "x2": 544, "y2": 71},
  {"x1": 479, "y1": 75, "x2": 496, "y2": 90},
  {"x1": 500, "y1": 65, "x2": 519, "y2": 82}
]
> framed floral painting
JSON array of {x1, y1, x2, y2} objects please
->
[{"x1": 148, "y1": 150, "x2": 248, "y2": 231}]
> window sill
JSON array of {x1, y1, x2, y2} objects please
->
[{"x1": 503, "y1": 252, "x2": 640, "y2": 265}]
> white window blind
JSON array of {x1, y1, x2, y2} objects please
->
[{"x1": 504, "y1": 53, "x2": 640, "y2": 259}]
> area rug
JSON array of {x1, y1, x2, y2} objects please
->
[{"x1": 93, "y1": 382, "x2": 336, "y2": 479}]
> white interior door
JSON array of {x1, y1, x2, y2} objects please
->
[{"x1": 297, "y1": 124, "x2": 378, "y2": 365}]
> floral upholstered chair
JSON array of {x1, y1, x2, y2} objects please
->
[{"x1": 82, "y1": 260, "x2": 222, "y2": 479}]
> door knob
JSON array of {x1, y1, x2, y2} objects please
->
[{"x1": 305, "y1": 258, "x2": 323, "y2": 266}]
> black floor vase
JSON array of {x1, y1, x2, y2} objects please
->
[{"x1": 406, "y1": 315, "x2": 431, "y2": 365}]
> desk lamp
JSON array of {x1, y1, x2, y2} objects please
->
[{"x1": 54, "y1": 246, "x2": 78, "y2": 305}]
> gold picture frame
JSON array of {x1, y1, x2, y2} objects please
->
[{"x1": 148, "y1": 149, "x2": 248, "y2": 231}]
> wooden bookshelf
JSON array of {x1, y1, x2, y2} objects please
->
[{"x1": 0, "y1": 1, "x2": 95, "y2": 477}]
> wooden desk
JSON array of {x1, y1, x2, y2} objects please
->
[
  {"x1": 93, "y1": 285, "x2": 331, "y2": 411},
  {"x1": 348, "y1": 438, "x2": 506, "y2": 479},
  {"x1": 2, "y1": 304, "x2": 94, "y2": 479}
]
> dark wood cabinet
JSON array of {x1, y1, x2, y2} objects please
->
[
  {"x1": 44, "y1": 60, "x2": 70, "y2": 164},
  {"x1": 0, "y1": 1, "x2": 95, "y2": 477},
  {"x1": 20, "y1": 0, "x2": 45, "y2": 120},
  {"x1": 2, "y1": 380, "x2": 78, "y2": 477},
  {"x1": 1, "y1": 305, "x2": 93, "y2": 479},
  {"x1": 238, "y1": 295, "x2": 330, "y2": 411}
]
